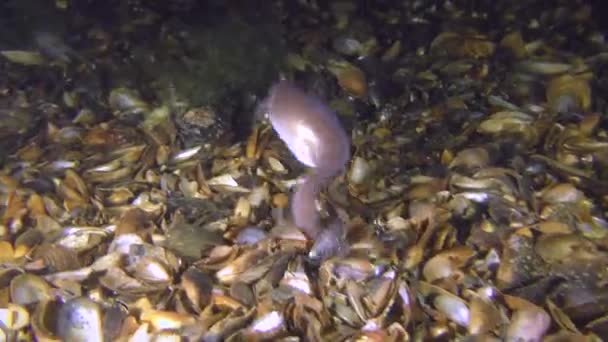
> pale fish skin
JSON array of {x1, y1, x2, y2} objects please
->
[{"x1": 265, "y1": 80, "x2": 351, "y2": 239}]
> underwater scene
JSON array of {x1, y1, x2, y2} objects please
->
[{"x1": 1, "y1": 0, "x2": 608, "y2": 340}]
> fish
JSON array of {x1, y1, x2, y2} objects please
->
[
  {"x1": 266, "y1": 80, "x2": 351, "y2": 171},
  {"x1": 264, "y1": 80, "x2": 351, "y2": 239}
]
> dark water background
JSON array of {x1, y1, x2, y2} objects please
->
[{"x1": 0, "y1": 0, "x2": 606, "y2": 154}]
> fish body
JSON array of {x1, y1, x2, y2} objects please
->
[
  {"x1": 265, "y1": 80, "x2": 351, "y2": 239},
  {"x1": 266, "y1": 80, "x2": 350, "y2": 171}
]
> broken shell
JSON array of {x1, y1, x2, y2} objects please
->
[
  {"x1": 133, "y1": 257, "x2": 173, "y2": 285},
  {"x1": 180, "y1": 267, "x2": 213, "y2": 313},
  {"x1": 1, "y1": 50, "x2": 45, "y2": 65},
  {"x1": 10, "y1": 274, "x2": 52, "y2": 305},
  {"x1": 246, "y1": 310, "x2": 285, "y2": 339},
  {"x1": 216, "y1": 249, "x2": 269, "y2": 284},
  {"x1": 140, "y1": 309, "x2": 196, "y2": 331},
  {"x1": 506, "y1": 307, "x2": 551, "y2": 341},
  {"x1": 236, "y1": 226, "x2": 268, "y2": 245},
  {"x1": 546, "y1": 74, "x2": 591, "y2": 113},
  {"x1": 31, "y1": 300, "x2": 62, "y2": 341},
  {"x1": 230, "y1": 282, "x2": 255, "y2": 307},
  {"x1": 430, "y1": 31, "x2": 495, "y2": 58},
  {"x1": 0, "y1": 303, "x2": 30, "y2": 331},
  {"x1": 267, "y1": 156, "x2": 288, "y2": 174},
  {"x1": 477, "y1": 111, "x2": 534, "y2": 135},
  {"x1": 423, "y1": 246, "x2": 475, "y2": 283},
  {"x1": 449, "y1": 147, "x2": 490, "y2": 170},
  {"x1": 534, "y1": 233, "x2": 598, "y2": 264},
  {"x1": 500, "y1": 31, "x2": 527, "y2": 59},
  {"x1": 328, "y1": 61, "x2": 368, "y2": 99},
  {"x1": 349, "y1": 157, "x2": 373, "y2": 185},
  {"x1": 207, "y1": 174, "x2": 250, "y2": 193},
  {"x1": 468, "y1": 296, "x2": 501, "y2": 335},
  {"x1": 109, "y1": 87, "x2": 150, "y2": 118},
  {"x1": 433, "y1": 294, "x2": 470, "y2": 327},
  {"x1": 171, "y1": 145, "x2": 203, "y2": 164},
  {"x1": 57, "y1": 297, "x2": 103, "y2": 342},
  {"x1": 233, "y1": 197, "x2": 252, "y2": 224},
  {"x1": 517, "y1": 60, "x2": 572, "y2": 75},
  {"x1": 32, "y1": 244, "x2": 81, "y2": 272},
  {"x1": 541, "y1": 183, "x2": 585, "y2": 203}
]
